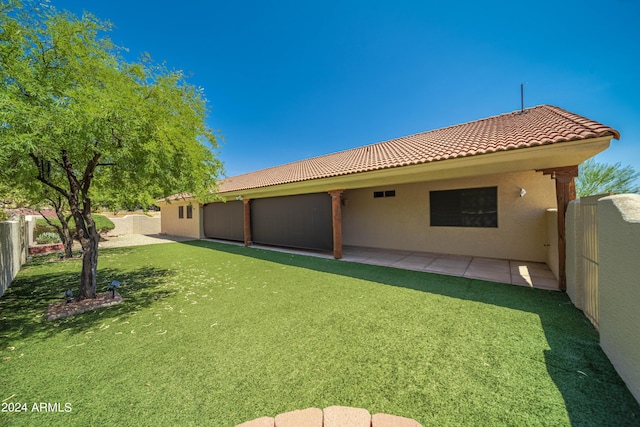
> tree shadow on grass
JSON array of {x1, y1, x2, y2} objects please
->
[
  {"x1": 183, "y1": 240, "x2": 640, "y2": 426},
  {"x1": 0, "y1": 252, "x2": 176, "y2": 345}
]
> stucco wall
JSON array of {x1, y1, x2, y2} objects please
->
[
  {"x1": 0, "y1": 217, "x2": 29, "y2": 298},
  {"x1": 159, "y1": 202, "x2": 203, "y2": 239},
  {"x1": 545, "y1": 208, "x2": 559, "y2": 280},
  {"x1": 342, "y1": 170, "x2": 557, "y2": 261},
  {"x1": 108, "y1": 215, "x2": 161, "y2": 236},
  {"x1": 598, "y1": 194, "x2": 640, "y2": 404}
]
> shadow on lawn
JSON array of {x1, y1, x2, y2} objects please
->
[
  {"x1": 184, "y1": 240, "x2": 640, "y2": 426},
  {"x1": 0, "y1": 251, "x2": 176, "y2": 344}
]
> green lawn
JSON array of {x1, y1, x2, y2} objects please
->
[{"x1": 1, "y1": 241, "x2": 638, "y2": 426}]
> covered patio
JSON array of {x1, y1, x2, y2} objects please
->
[{"x1": 204, "y1": 239, "x2": 559, "y2": 290}]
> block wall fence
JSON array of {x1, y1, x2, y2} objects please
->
[
  {"x1": 0, "y1": 216, "x2": 32, "y2": 298},
  {"x1": 566, "y1": 194, "x2": 640, "y2": 404}
]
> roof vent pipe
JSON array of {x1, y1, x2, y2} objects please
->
[{"x1": 520, "y1": 83, "x2": 525, "y2": 113}]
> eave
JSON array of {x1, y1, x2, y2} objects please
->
[{"x1": 217, "y1": 135, "x2": 612, "y2": 200}]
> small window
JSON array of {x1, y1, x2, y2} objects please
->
[
  {"x1": 186, "y1": 205, "x2": 193, "y2": 219},
  {"x1": 374, "y1": 190, "x2": 395, "y2": 198},
  {"x1": 178, "y1": 206, "x2": 184, "y2": 219},
  {"x1": 430, "y1": 187, "x2": 497, "y2": 227}
]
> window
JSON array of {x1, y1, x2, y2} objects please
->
[
  {"x1": 178, "y1": 206, "x2": 184, "y2": 219},
  {"x1": 373, "y1": 190, "x2": 396, "y2": 198},
  {"x1": 430, "y1": 187, "x2": 497, "y2": 227},
  {"x1": 186, "y1": 205, "x2": 193, "y2": 219}
]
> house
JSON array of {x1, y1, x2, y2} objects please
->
[{"x1": 158, "y1": 105, "x2": 619, "y2": 289}]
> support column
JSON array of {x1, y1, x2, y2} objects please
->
[
  {"x1": 242, "y1": 199, "x2": 252, "y2": 246},
  {"x1": 539, "y1": 165, "x2": 578, "y2": 291},
  {"x1": 328, "y1": 190, "x2": 344, "y2": 259}
]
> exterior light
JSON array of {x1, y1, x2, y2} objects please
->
[
  {"x1": 520, "y1": 188, "x2": 527, "y2": 197},
  {"x1": 107, "y1": 281, "x2": 121, "y2": 298}
]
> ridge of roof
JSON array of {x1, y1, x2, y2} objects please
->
[{"x1": 215, "y1": 105, "x2": 618, "y2": 194}]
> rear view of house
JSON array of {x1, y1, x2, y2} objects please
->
[{"x1": 158, "y1": 105, "x2": 619, "y2": 289}]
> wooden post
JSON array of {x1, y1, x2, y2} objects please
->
[
  {"x1": 242, "y1": 199, "x2": 252, "y2": 246},
  {"x1": 328, "y1": 190, "x2": 344, "y2": 259},
  {"x1": 539, "y1": 165, "x2": 578, "y2": 291}
]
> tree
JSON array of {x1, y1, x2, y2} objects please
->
[
  {"x1": 576, "y1": 159, "x2": 640, "y2": 198},
  {"x1": 39, "y1": 194, "x2": 75, "y2": 258},
  {"x1": 0, "y1": 1, "x2": 223, "y2": 299},
  {"x1": 0, "y1": 174, "x2": 77, "y2": 257}
]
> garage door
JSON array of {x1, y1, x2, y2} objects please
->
[
  {"x1": 203, "y1": 201, "x2": 244, "y2": 241},
  {"x1": 252, "y1": 193, "x2": 332, "y2": 251}
]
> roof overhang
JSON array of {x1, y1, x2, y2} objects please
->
[{"x1": 216, "y1": 136, "x2": 612, "y2": 200}]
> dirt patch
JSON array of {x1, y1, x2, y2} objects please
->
[{"x1": 47, "y1": 291, "x2": 123, "y2": 321}]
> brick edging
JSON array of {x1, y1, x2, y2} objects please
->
[{"x1": 236, "y1": 406, "x2": 422, "y2": 427}]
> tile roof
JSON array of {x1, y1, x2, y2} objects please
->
[{"x1": 218, "y1": 105, "x2": 619, "y2": 193}]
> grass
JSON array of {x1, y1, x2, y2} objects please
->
[
  {"x1": 34, "y1": 214, "x2": 115, "y2": 238},
  {"x1": 1, "y1": 240, "x2": 638, "y2": 426}
]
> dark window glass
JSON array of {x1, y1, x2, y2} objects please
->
[
  {"x1": 178, "y1": 206, "x2": 184, "y2": 219},
  {"x1": 384, "y1": 190, "x2": 396, "y2": 197},
  {"x1": 373, "y1": 191, "x2": 384, "y2": 198},
  {"x1": 430, "y1": 187, "x2": 497, "y2": 227},
  {"x1": 187, "y1": 205, "x2": 193, "y2": 219}
]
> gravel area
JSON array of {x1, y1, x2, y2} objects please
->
[{"x1": 98, "y1": 234, "x2": 193, "y2": 249}]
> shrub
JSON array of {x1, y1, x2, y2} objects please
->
[
  {"x1": 34, "y1": 214, "x2": 115, "y2": 240},
  {"x1": 36, "y1": 232, "x2": 61, "y2": 244}
]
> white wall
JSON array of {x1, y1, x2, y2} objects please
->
[{"x1": 342, "y1": 170, "x2": 557, "y2": 262}]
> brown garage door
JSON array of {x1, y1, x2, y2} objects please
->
[
  {"x1": 252, "y1": 193, "x2": 332, "y2": 251},
  {"x1": 203, "y1": 201, "x2": 244, "y2": 242}
]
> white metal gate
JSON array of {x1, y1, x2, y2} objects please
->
[{"x1": 581, "y1": 194, "x2": 611, "y2": 330}]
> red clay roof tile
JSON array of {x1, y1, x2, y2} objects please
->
[{"x1": 216, "y1": 105, "x2": 619, "y2": 193}]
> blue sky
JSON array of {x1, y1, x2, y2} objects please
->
[{"x1": 51, "y1": 0, "x2": 640, "y2": 183}]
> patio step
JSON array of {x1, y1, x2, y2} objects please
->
[{"x1": 236, "y1": 406, "x2": 422, "y2": 427}]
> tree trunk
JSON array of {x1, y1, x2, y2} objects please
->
[
  {"x1": 77, "y1": 212, "x2": 100, "y2": 300},
  {"x1": 41, "y1": 197, "x2": 75, "y2": 258},
  {"x1": 54, "y1": 212, "x2": 74, "y2": 259}
]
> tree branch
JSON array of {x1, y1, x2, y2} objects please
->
[{"x1": 28, "y1": 153, "x2": 70, "y2": 198}]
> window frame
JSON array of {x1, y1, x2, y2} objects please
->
[
  {"x1": 429, "y1": 186, "x2": 498, "y2": 228},
  {"x1": 178, "y1": 206, "x2": 184, "y2": 219}
]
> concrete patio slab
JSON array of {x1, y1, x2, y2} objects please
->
[{"x1": 203, "y1": 239, "x2": 559, "y2": 290}]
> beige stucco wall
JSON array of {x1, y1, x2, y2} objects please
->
[
  {"x1": 598, "y1": 194, "x2": 640, "y2": 404},
  {"x1": 159, "y1": 202, "x2": 203, "y2": 239},
  {"x1": 342, "y1": 170, "x2": 557, "y2": 261},
  {"x1": 108, "y1": 215, "x2": 161, "y2": 236},
  {"x1": 1, "y1": 217, "x2": 30, "y2": 298},
  {"x1": 545, "y1": 208, "x2": 559, "y2": 280}
]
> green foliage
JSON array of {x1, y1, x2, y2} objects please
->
[
  {"x1": 35, "y1": 231, "x2": 61, "y2": 244},
  {"x1": 35, "y1": 214, "x2": 115, "y2": 237},
  {"x1": 576, "y1": 159, "x2": 640, "y2": 198},
  {"x1": 0, "y1": 209, "x2": 8, "y2": 222},
  {"x1": 0, "y1": 0, "x2": 223, "y2": 205},
  {"x1": 0, "y1": 0, "x2": 224, "y2": 296}
]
